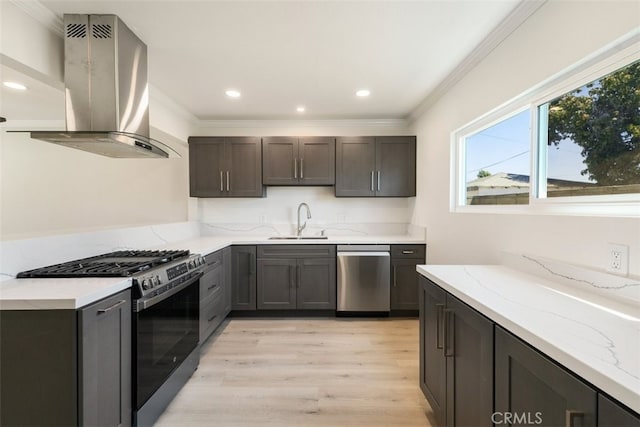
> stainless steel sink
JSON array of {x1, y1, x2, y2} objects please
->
[{"x1": 268, "y1": 236, "x2": 329, "y2": 240}]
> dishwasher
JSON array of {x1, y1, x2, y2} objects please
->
[{"x1": 337, "y1": 245, "x2": 390, "y2": 314}]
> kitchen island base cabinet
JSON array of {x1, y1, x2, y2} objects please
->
[
  {"x1": 495, "y1": 326, "x2": 597, "y2": 427},
  {"x1": 0, "y1": 289, "x2": 132, "y2": 427},
  {"x1": 419, "y1": 277, "x2": 493, "y2": 427}
]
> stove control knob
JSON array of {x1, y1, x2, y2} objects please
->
[
  {"x1": 141, "y1": 278, "x2": 151, "y2": 290},
  {"x1": 155, "y1": 275, "x2": 162, "y2": 285},
  {"x1": 151, "y1": 276, "x2": 160, "y2": 287},
  {"x1": 199, "y1": 257, "x2": 205, "y2": 266}
]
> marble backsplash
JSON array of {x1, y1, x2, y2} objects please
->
[{"x1": 0, "y1": 221, "x2": 424, "y2": 281}]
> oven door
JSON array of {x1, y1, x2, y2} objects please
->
[{"x1": 133, "y1": 274, "x2": 200, "y2": 410}]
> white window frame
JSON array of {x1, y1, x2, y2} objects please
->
[{"x1": 451, "y1": 31, "x2": 640, "y2": 217}]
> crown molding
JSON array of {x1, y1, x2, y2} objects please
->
[
  {"x1": 407, "y1": 0, "x2": 546, "y2": 123},
  {"x1": 197, "y1": 118, "x2": 410, "y2": 131},
  {"x1": 9, "y1": 0, "x2": 63, "y2": 36}
]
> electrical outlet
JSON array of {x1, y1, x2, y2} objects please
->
[{"x1": 606, "y1": 243, "x2": 629, "y2": 276}]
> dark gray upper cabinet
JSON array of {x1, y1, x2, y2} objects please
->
[
  {"x1": 335, "y1": 136, "x2": 416, "y2": 197},
  {"x1": 495, "y1": 326, "x2": 597, "y2": 427},
  {"x1": 262, "y1": 136, "x2": 335, "y2": 186},
  {"x1": 0, "y1": 290, "x2": 132, "y2": 427},
  {"x1": 257, "y1": 245, "x2": 336, "y2": 310},
  {"x1": 189, "y1": 136, "x2": 264, "y2": 197},
  {"x1": 391, "y1": 245, "x2": 426, "y2": 312},
  {"x1": 419, "y1": 277, "x2": 493, "y2": 427}
]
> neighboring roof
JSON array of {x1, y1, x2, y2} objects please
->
[{"x1": 467, "y1": 172, "x2": 596, "y2": 189}]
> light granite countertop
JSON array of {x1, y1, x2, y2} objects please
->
[{"x1": 417, "y1": 254, "x2": 640, "y2": 413}]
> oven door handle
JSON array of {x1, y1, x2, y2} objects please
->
[{"x1": 134, "y1": 271, "x2": 203, "y2": 312}]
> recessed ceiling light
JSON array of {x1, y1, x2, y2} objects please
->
[
  {"x1": 3, "y1": 81, "x2": 27, "y2": 90},
  {"x1": 225, "y1": 89, "x2": 241, "y2": 98},
  {"x1": 356, "y1": 89, "x2": 370, "y2": 97},
  {"x1": 296, "y1": 106, "x2": 305, "y2": 113}
]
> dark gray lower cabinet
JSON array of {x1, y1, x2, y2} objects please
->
[
  {"x1": 231, "y1": 245, "x2": 257, "y2": 310},
  {"x1": 0, "y1": 289, "x2": 132, "y2": 427},
  {"x1": 257, "y1": 245, "x2": 336, "y2": 310},
  {"x1": 495, "y1": 326, "x2": 597, "y2": 427},
  {"x1": 598, "y1": 395, "x2": 640, "y2": 427},
  {"x1": 200, "y1": 249, "x2": 226, "y2": 342},
  {"x1": 419, "y1": 277, "x2": 493, "y2": 427},
  {"x1": 391, "y1": 245, "x2": 426, "y2": 312}
]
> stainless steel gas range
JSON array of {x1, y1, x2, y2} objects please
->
[{"x1": 17, "y1": 249, "x2": 205, "y2": 426}]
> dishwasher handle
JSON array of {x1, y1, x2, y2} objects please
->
[{"x1": 337, "y1": 252, "x2": 390, "y2": 257}]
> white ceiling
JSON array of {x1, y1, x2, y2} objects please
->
[{"x1": 3, "y1": 0, "x2": 523, "y2": 121}]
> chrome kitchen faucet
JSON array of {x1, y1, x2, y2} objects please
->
[{"x1": 297, "y1": 202, "x2": 312, "y2": 236}]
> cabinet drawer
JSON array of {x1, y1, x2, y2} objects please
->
[
  {"x1": 258, "y1": 245, "x2": 336, "y2": 259},
  {"x1": 203, "y1": 250, "x2": 223, "y2": 272},
  {"x1": 200, "y1": 291, "x2": 225, "y2": 342},
  {"x1": 200, "y1": 267, "x2": 224, "y2": 300},
  {"x1": 391, "y1": 245, "x2": 425, "y2": 260}
]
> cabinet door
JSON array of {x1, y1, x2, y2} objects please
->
[
  {"x1": 231, "y1": 246, "x2": 257, "y2": 310},
  {"x1": 223, "y1": 247, "x2": 232, "y2": 316},
  {"x1": 257, "y1": 258, "x2": 297, "y2": 309},
  {"x1": 375, "y1": 136, "x2": 416, "y2": 197},
  {"x1": 262, "y1": 136, "x2": 298, "y2": 185},
  {"x1": 79, "y1": 289, "x2": 132, "y2": 427},
  {"x1": 391, "y1": 259, "x2": 420, "y2": 311},
  {"x1": 227, "y1": 137, "x2": 264, "y2": 197},
  {"x1": 335, "y1": 136, "x2": 376, "y2": 196},
  {"x1": 419, "y1": 277, "x2": 447, "y2": 426},
  {"x1": 446, "y1": 295, "x2": 493, "y2": 427},
  {"x1": 299, "y1": 137, "x2": 335, "y2": 185},
  {"x1": 598, "y1": 394, "x2": 640, "y2": 427},
  {"x1": 495, "y1": 326, "x2": 597, "y2": 427},
  {"x1": 188, "y1": 137, "x2": 226, "y2": 197},
  {"x1": 297, "y1": 257, "x2": 336, "y2": 310}
]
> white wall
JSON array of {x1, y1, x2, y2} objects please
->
[
  {"x1": 411, "y1": 0, "x2": 640, "y2": 276},
  {"x1": 193, "y1": 120, "x2": 414, "y2": 231}
]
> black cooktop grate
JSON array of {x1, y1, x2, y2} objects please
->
[{"x1": 16, "y1": 249, "x2": 190, "y2": 278}]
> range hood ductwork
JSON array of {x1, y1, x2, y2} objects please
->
[{"x1": 28, "y1": 14, "x2": 177, "y2": 159}]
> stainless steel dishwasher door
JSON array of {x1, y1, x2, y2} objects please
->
[{"x1": 337, "y1": 245, "x2": 390, "y2": 312}]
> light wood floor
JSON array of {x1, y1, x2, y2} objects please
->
[{"x1": 155, "y1": 317, "x2": 435, "y2": 427}]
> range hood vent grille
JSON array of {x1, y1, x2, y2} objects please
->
[
  {"x1": 92, "y1": 24, "x2": 112, "y2": 39},
  {"x1": 66, "y1": 23, "x2": 86, "y2": 38}
]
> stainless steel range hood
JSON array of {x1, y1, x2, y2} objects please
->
[{"x1": 29, "y1": 14, "x2": 176, "y2": 158}]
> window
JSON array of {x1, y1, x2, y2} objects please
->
[
  {"x1": 538, "y1": 61, "x2": 639, "y2": 199},
  {"x1": 453, "y1": 33, "x2": 639, "y2": 216},
  {"x1": 464, "y1": 110, "x2": 530, "y2": 205}
]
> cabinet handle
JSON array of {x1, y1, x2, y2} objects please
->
[
  {"x1": 207, "y1": 284, "x2": 218, "y2": 291},
  {"x1": 226, "y1": 171, "x2": 230, "y2": 192},
  {"x1": 436, "y1": 303, "x2": 445, "y2": 349},
  {"x1": 402, "y1": 250, "x2": 415, "y2": 255},
  {"x1": 300, "y1": 159, "x2": 304, "y2": 179},
  {"x1": 208, "y1": 314, "x2": 217, "y2": 323},
  {"x1": 97, "y1": 299, "x2": 127, "y2": 315},
  {"x1": 377, "y1": 171, "x2": 381, "y2": 191},
  {"x1": 294, "y1": 158, "x2": 298, "y2": 179},
  {"x1": 393, "y1": 266, "x2": 397, "y2": 287},
  {"x1": 290, "y1": 265, "x2": 295, "y2": 288},
  {"x1": 248, "y1": 253, "x2": 255, "y2": 275},
  {"x1": 444, "y1": 309, "x2": 455, "y2": 357},
  {"x1": 220, "y1": 171, "x2": 224, "y2": 192},
  {"x1": 370, "y1": 171, "x2": 375, "y2": 192},
  {"x1": 565, "y1": 411, "x2": 584, "y2": 427}
]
